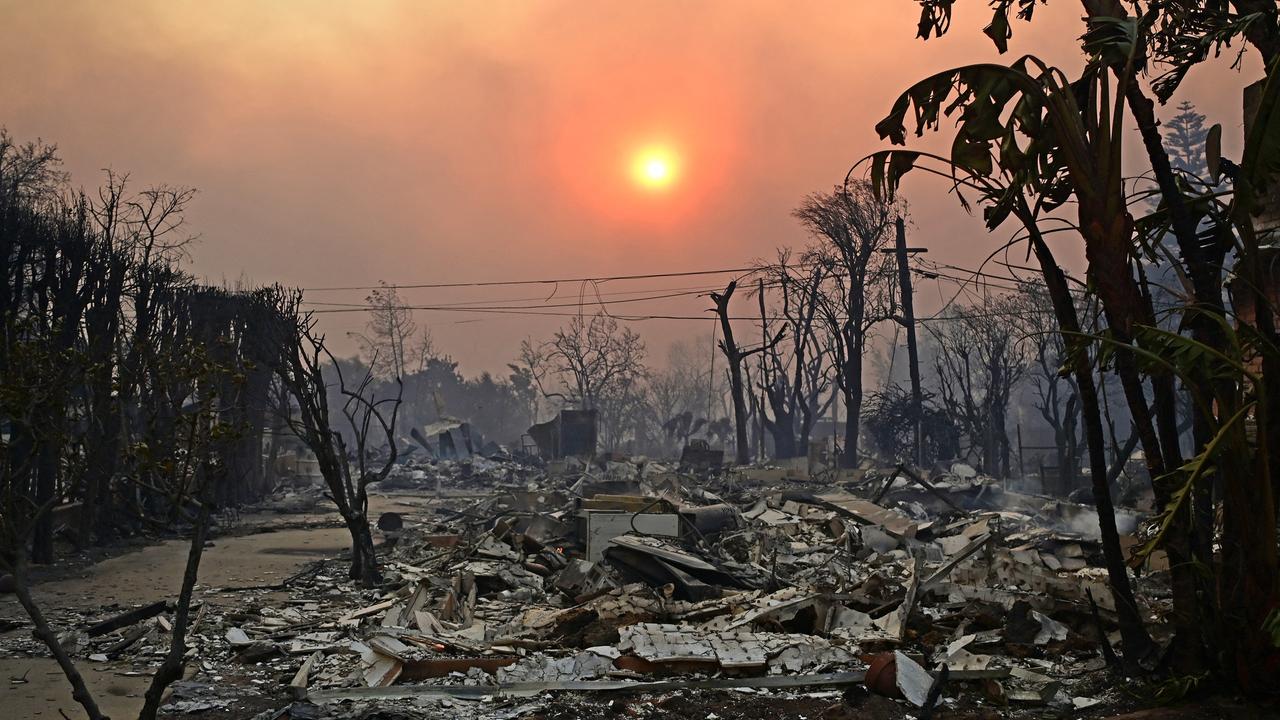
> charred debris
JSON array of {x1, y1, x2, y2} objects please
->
[{"x1": 4, "y1": 414, "x2": 1198, "y2": 719}]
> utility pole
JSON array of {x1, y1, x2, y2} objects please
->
[
  {"x1": 707, "y1": 321, "x2": 717, "y2": 429},
  {"x1": 883, "y1": 217, "x2": 926, "y2": 468}
]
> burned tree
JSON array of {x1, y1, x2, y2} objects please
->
[
  {"x1": 0, "y1": 317, "x2": 105, "y2": 719},
  {"x1": 351, "y1": 281, "x2": 417, "y2": 379},
  {"x1": 710, "y1": 280, "x2": 781, "y2": 465},
  {"x1": 754, "y1": 253, "x2": 833, "y2": 459},
  {"x1": 546, "y1": 314, "x2": 646, "y2": 411},
  {"x1": 522, "y1": 313, "x2": 648, "y2": 451},
  {"x1": 0, "y1": 131, "x2": 282, "y2": 718},
  {"x1": 926, "y1": 292, "x2": 1031, "y2": 479},
  {"x1": 863, "y1": 385, "x2": 959, "y2": 466},
  {"x1": 273, "y1": 292, "x2": 402, "y2": 587},
  {"x1": 134, "y1": 337, "x2": 238, "y2": 720},
  {"x1": 1020, "y1": 284, "x2": 1086, "y2": 496},
  {"x1": 648, "y1": 338, "x2": 722, "y2": 456},
  {"x1": 1, "y1": 324, "x2": 235, "y2": 720},
  {"x1": 795, "y1": 181, "x2": 900, "y2": 466}
]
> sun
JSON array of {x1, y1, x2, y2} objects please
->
[{"x1": 631, "y1": 145, "x2": 679, "y2": 190}]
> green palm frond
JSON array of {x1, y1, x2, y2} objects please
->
[{"x1": 1131, "y1": 400, "x2": 1254, "y2": 565}]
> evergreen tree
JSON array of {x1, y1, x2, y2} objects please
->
[{"x1": 1164, "y1": 100, "x2": 1209, "y2": 179}]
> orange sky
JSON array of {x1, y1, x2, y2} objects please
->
[{"x1": 0, "y1": 1, "x2": 1262, "y2": 375}]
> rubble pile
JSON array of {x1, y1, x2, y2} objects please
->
[{"x1": 10, "y1": 454, "x2": 1169, "y2": 718}]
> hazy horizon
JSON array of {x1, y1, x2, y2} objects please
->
[{"x1": 2, "y1": 1, "x2": 1261, "y2": 377}]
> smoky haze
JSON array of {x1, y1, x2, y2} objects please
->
[{"x1": 0, "y1": 0, "x2": 1257, "y2": 375}]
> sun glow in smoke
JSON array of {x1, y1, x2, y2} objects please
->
[{"x1": 631, "y1": 145, "x2": 679, "y2": 190}]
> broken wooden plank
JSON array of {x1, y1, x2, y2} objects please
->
[
  {"x1": 400, "y1": 656, "x2": 519, "y2": 679},
  {"x1": 871, "y1": 467, "x2": 901, "y2": 504},
  {"x1": 289, "y1": 650, "x2": 323, "y2": 695},
  {"x1": 897, "y1": 554, "x2": 925, "y2": 641},
  {"x1": 921, "y1": 533, "x2": 993, "y2": 590},
  {"x1": 104, "y1": 623, "x2": 150, "y2": 659},
  {"x1": 869, "y1": 554, "x2": 923, "y2": 640},
  {"x1": 814, "y1": 492, "x2": 917, "y2": 538},
  {"x1": 340, "y1": 598, "x2": 397, "y2": 623},
  {"x1": 897, "y1": 465, "x2": 967, "y2": 513},
  {"x1": 86, "y1": 601, "x2": 169, "y2": 637},
  {"x1": 363, "y1": 654, "x2": 402, "y2": 687},
  {"x1": 188, "y1": 602, "x2": 207, "y2": 633}
]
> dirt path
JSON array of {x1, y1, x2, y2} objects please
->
[{"x1": 0, "y1": 494, "x2": 413, "y2": 719}]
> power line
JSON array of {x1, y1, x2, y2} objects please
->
[
  {"x1": 929, "y1": 259, "x2": 1088, "y2": 289},
  {"x1": 300, "y1": 280, "x2": 781, "y2": 310},
  {"x1": 301, "y1": 265, "x2": 766, "y2": 292},
  {"x1": 302, "y1": 256, "x2": 1071, "y2": 324},
  {"x1": 302, "y1": 252, "x2": 1084, "y2": 299},
  {"x1": 313, "y1": 288, "x2": 731, "y2": 313},
  {"x1": 917, "y1": 268, "x2": 1027, "y2": 294},
  {"x1": 309, "y1": 295, "x2": 1048, "y2": 324},
  {"x1": 922, "y1": 261, "x2": 1035, "y2": 287},
  {"x1": 919, "y1": 260, "x2": 1090, "y2": 296},
  {"x1": 307, "y1": 275, "x2": 792, "y2": 319},
  {"x1": 310, "y1": 306, "x2": 743, "y2": 321}
]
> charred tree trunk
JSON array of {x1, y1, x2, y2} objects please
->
[
  {"x1": 983, "y1": 358, "x2": 1006, "y2": 478},
  {"x1": 841, "y1": 346, "x2": 864, "y2": 468},
  {"x1": 77, "y1": 248, "x2": 126, "y2": 547},
  {"x1": 712, "y1": 281, "x2": 752, "y2": 466},
  {"x1": 263, "y1": 384, "x2": 289, "y2": 490},
  {"x1": 1059, "y1": 394, "x2": 1080, "y2": 495},
  {"x1": 344, "y1": 510, "x2": 382, "y2": 586},
  {"x1": 79, "y1": 302, "x2": 126, "y2": 545},
  {"x1": 1081, "y1": 205, "x2": 1204, "y2": 671},
  {"x1": 271, "y1": 292, "x2": 399, "y2": 589},
  {"x1": 797, "y1": 398, "x2": 816, "y2": 455},
  {"x1": 11, "y1": 551, "x2": 107, "y2": 720},
  {"x1": 236, "y1": 302, "x2": 278, "y2": 499},
  {"x1": 138, "y1": 471, "x2": 214, "y2": 720},
  {"x1": 1109, "y1": 25, "x2": 1231, "y2": 673},
  {"x1": 1026, "y1": 211, "x2": 1156, "y2": 667},
  {"x1": 31, "y1": 443, "x2": 57, "y2": 564},
  {"x1": 762, "y1": 399, "x2": 798, "y2": 460},
  {"x1": 78, "y1": 412, "x2": 121, "y2": 547},
  {"x1": 726, "y1": 363, "x2": 751, "y2": 465},
  {"x1": 1223, "y1": 187, "x2": 1280, "y2": 691}
]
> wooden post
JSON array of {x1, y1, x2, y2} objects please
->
[
  {"x1": 884, "y1": 217, "x2": 926, "y2": 467},
  {"x1": 1016, "y1": 423, "x2": 1025, "y2": 489}
]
